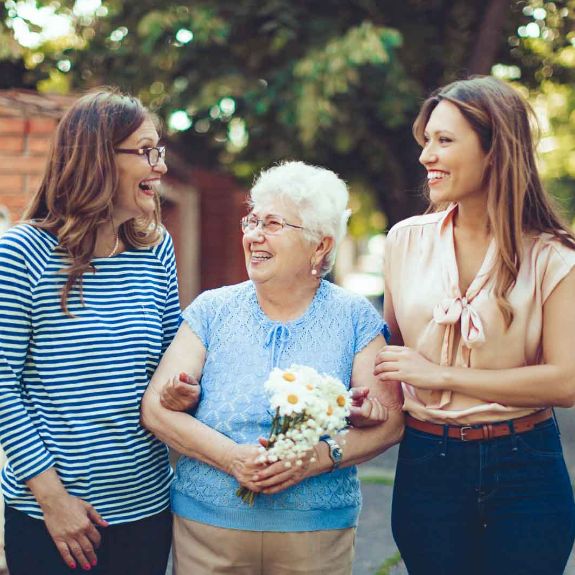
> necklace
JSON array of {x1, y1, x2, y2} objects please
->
[{"x1": 107, "y1": 230, "x2": 120, "y2": 258}]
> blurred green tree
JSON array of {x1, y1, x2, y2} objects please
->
[{"x1": 2, "y1": 0, "x2": 575, "y2": 225}]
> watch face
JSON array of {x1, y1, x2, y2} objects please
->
[{"x1": 332, "y1": 446, "x2": 343, "y2": 461}]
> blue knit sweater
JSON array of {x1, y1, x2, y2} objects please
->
[{"x1": 172, "y1": 280, "x2": 388, "y2": 531}]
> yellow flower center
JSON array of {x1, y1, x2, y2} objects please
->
[
  {"x1": 326, "y1": 405, "x2": 334, "y2": 416},
  {"x1": 283, "y1": 372, "x2": 296, "y2": 382},
  {"x1": 336, "y1": 395, "x2": 346, "y2": 407},
  {"x1": 306, "y1": 384, "x2": 314, "y2": 390},
  {"x1": 287, "y1": 394, "x2": 299, "y2": 405}
]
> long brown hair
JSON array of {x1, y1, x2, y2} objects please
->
[
  {"x1": 24, "y1": 88, "x2": 163, "y2": 315},
  {"x1": 413, "y1": 76, "x2": 575, "y2": 327}
]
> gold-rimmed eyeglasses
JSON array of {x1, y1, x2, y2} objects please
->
[{"x1": 240, "y1": 214, "x2": 306, "y2": 235}]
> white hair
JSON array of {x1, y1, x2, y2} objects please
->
[{"x1": 249, "y1": 161, "x2": 351, "y2": 277}]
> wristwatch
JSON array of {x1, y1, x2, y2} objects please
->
[{"x1": 321, "y1": 437, "x2": 343, "y2": 471}]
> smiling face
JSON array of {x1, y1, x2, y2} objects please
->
[
  {"x1": 419, "y1": 100, "x2": 489, "y2": 206},
  {"x1": 242, "y1": 198, "x2": 320, "y2": 288},
  {"x1": 113, "y1": 117, "x2": 166, "y2": 224}
]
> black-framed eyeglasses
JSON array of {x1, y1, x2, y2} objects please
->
[
  {"x1": 115, "y1": 146, "x2": 166, "y2": 167},
  {"x1": 240, "y1": 214, "x2": 306, "y2": 235}
]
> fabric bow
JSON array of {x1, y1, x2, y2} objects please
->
[
  {"x1": 265, "y1": 324, "x2": 291, "y2": 369},
  {"x1": 433, "y1": 296, "x2": 485, "y2": 348}
]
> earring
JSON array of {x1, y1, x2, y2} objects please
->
[{"x1": 311, "y1": 260, "x2": 318, "y2": 276}]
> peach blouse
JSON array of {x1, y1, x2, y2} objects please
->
[{"x1": 384, "y1": 203, "x2": 575, "y2": 425}]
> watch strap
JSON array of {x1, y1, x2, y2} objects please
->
[{"x1": 321, "y1": 437, "x2": 342, "y2": 471}]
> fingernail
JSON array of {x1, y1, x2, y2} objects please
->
[
  {"x1": 68, "y1": 562, "x2": 77, "y2": 569},
  {"x1": 91, "y1": 559, "x2": 98, "y2": 567},
  {"x1": 82, "y1": 564, "x2": 91, "y2": 571}
]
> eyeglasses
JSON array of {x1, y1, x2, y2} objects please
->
[
  {"x1": 240, "y1": 214, "x2": 306, "y2": 235},
  {"x1": 115, "y1": 146, "x2": 166, "y2": 167}
]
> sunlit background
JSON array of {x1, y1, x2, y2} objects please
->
[
  {"x1": 1, "y1": 4, "x2": 575, "y2": 574},
  {"x1": 1, "y1": 0, "x2": 575, "y2": 303}
]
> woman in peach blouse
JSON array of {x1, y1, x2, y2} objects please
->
[{"x1": 376, "y1": 76, "x2": 575, "y2": 574}]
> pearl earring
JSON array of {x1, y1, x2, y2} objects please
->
[{"x1": 311, "y1": 268, "x2": 317, "y2": 276}]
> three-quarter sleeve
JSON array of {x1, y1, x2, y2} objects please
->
[
  {"x1": 0, "y1": 231, "x2": 55, "y2": 482},
  {"x1": 158, "y1": 231, "x2": 182, "y2": 354}
]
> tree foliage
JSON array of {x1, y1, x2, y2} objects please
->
[{"x1": 2, "y1": 0, "x2": 575, "y2": 226}]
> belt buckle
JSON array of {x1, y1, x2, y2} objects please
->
[{"x1": 459, "y1": 426, "x2": 472, "y2": 441}]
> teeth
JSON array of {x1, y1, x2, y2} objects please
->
[
  {"x1": 427, "y1": 171, "x2": 448, "y2": 181},
  {"x1": 139, "y1": 180, "x2": 160, "y2": 191},
  {"x1": 251, "y1": 252, "x2": 272, "y2": 261}
]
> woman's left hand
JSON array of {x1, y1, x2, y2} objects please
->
[
  {"x1": 374, "y1": 345, "x2": 444, "y2": 390},
  {"x1": 250, "y1": 440, "x2": 317, "y2": 494}
]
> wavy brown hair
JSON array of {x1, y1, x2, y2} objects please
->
[
  {"x1": 24, "y1": 88, "x2": 163, "y2": 315},
  {"x1": 413, "y1": 76, "x2": 575, "y2": 327}
]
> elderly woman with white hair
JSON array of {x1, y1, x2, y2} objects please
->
[{"x1": 141, "y1": 161, "x2": 404, "y2": 575}]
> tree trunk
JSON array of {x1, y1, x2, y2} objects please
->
[{"x1": 467, "y1": 0, "x2": 511, "y2": 74}]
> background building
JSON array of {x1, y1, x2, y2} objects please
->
[{"x1": 0, "y1": 89, "x2": 248, "y2": 307}]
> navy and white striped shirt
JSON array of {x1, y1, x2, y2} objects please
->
[{"x1": 0, "y1": 224, "x2": 180, "y2": 523}]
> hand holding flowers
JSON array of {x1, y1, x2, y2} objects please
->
[{"x1": 236, "y1": 364, "x2": 351, "y2": 504}]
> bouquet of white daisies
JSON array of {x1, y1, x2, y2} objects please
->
[{"x1": 237, "y1": 364, "x2": 351, "y2": 504}]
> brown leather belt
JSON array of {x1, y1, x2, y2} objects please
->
[{"x1": 405, "y1": 408, "x2": 553, "y2": 442}]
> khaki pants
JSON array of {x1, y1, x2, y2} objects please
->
[{"x1": 173, "y1": 514, "x2": 355, "y2": 575}]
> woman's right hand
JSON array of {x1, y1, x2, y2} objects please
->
[
  {"x1": 40, "y1": 492, "x2": 108, "y2": 570},
  {"x1": 348, "y1": 386, "x2": 388, "y2": 427},
  {"x1": 160, "y1": 372, "x2": 201, "y2": 412},
  {"x1": 226, "y1": 444, "x2": 267, "y2": 492}
]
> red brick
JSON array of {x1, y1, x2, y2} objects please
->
[
  {"x1": 0, "y1": 155, "x2": 47, "y2": 174},
  {"x1": 0, "y1": 135, "x2": 25, "y2": 153},
  {"x1": 27, "y1": 136, "x2": 52, "y2": 155},
  {"x1": 2, "y1": 174, "x2": 25, "y2": 193},
  {"x1": 29, "y1": 117, "x2": 57, "y2": 134},
  {"x1": 0, "y1": 195, "x2": 28, "y2": 217},
  {"x1": 27, "y1": 174, "x2": 43, "y2": 193},
  {"x1": 0, "y1": 117, "x2": 26, "y2": 135}
]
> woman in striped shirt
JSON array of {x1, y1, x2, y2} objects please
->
[{"x1": 0, "y1": 89, "x2": 181, "y2": 575}]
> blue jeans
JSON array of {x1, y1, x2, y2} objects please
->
[{"x1": 392, "y1": 416, "x2": 575, "y2": 575}]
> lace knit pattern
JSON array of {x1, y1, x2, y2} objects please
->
[{"x1": 172, "y1": 280, "x2": 388, "y2": 531}]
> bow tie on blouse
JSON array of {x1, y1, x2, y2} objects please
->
[
  {"x1": 433, "y1": 295, "x2": 486, "y2": 348},
  {"x1": 424, "y1": 205, "x2": 496, "y2": 409},
  {"x1": 428, "y1": 293, "x2": 487, "y2": 410}
]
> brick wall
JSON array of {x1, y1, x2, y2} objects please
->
[
  {"x1": 193, "y1": 167, "x2": 248, "y2": 291},
  {"x1": 0, "y1": 114, "x2": 55, "y2": 222}
]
